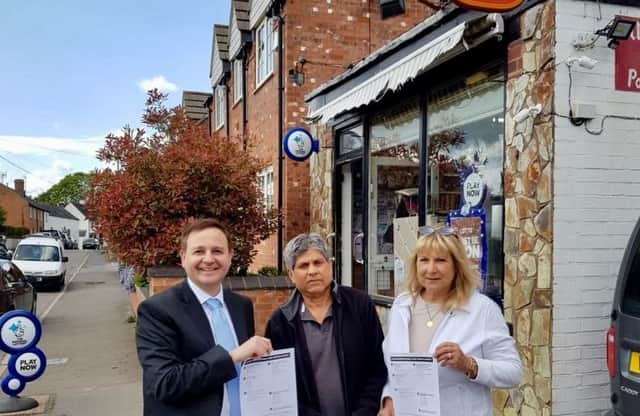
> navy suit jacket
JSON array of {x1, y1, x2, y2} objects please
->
[{"x1": 136, "y1": 280, "x2": 254, "y2": 416}]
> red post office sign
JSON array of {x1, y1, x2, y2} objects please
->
[
  {"x1": 615, "y1": 16, "x2": 640, "y2": 92},
  {"x1": 452, "y1": 0, "x2": 524, "y2": 12}
]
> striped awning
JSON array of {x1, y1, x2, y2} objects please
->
[{"x1": 309, "y1": 14, "x2": 504, "y2": 122}]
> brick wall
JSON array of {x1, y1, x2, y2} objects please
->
[
  {"x1": 147, "y1": 274, "x2": 293, "y2": 337},
  {"x1": 236, "y1": 288, "x2": 292, "y2": 335},
  {"x1": 553, "y1": 2, "x2": 640, "y2": 415},
  {"x1": 212, "y1": 1, "x2": 434, "y2": 272}
]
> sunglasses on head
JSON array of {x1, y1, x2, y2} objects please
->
[{"x1": 417, "y1": 225, "x2": 457, "y2": 237}]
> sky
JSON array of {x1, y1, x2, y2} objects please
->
[{"x1": 0, "y1": 0, "x2": 231, "y2": 197}]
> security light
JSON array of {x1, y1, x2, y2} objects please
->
[
  {"x1": 595, "y1": 17, "x2": 636, "y2": 49},
  {"x1": 514, "y1": 104, "x2": 542, "y2": 124}
]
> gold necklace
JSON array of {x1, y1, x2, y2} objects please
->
[{"x1": 425, "y1": 302, "x2": 442, "y2": 328}]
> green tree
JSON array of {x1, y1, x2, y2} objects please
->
[
  {"x1": 0, "y1": 206, "x2": 6, "y2": 226},
  {"x1": 36, "y1": 172, "x2": 91, "y2": 205}
]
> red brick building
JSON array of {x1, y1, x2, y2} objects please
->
[
  {"x1": 208, "y1": 0, "x2": 435, "y2": 272},
  {"x1": 0, "y1": 179, "x2": 46, "y2": 233}
]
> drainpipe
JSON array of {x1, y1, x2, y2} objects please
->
[
  {"x1": 272, "y1": 1, "x2": 284, "y2": 273},
  {"x1": 242, "y1": 49, "x2": 248, "y2": 150},
  {"x1": 225, "y1": 78, "x2": 230, "y2": 138}
]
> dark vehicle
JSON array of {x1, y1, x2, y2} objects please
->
[
  {"x1": 0, "y1": 261, "x2": 36, "y2": 315},
  {"x1": 0, "y1": 244, "x2": 11, "y2": 261},
  {"x1": 82, "y1": 238, "x2": 100, "y2": 250},
  {"x1": 607, "y1": 217, "x2": 640, "y2": 415},
  {"x1": 60, "y1": 234, "x2": 74, "y2": 250},
  {"x1": 40, "y1": 229, "x2": 63, "y2": 240}
]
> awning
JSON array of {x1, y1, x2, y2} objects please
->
[{"x1": 308, "y1": 13, "x2": 504, "y2": 122}]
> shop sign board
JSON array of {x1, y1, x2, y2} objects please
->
[
  {"x1": 0, "y1": 310, "x2": 47, "y2": 397},
  {"x1": 452, "y1": 0, "x2": 524, "y2": 12},
  {"x1": 615, "y1": 16, "x2": 640, "y2": 92},
  {"x1": 449, "y1": 169, "x2": 488, "y2": 291},
  {"x1": 282, "y1": 127, "x2": 319, "y2": 162}
]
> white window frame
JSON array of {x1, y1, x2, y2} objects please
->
[
  {"x1": 257, "y1": 167, "x2": 274, "y2": 212},
  {"x1": 255, "y1": 17, "x2": 274, "y2": 88},
  {"x1": 233, "y1": 59, "x2": 243, "y2": 104},
  {"x1": 215, "y1": 86, "x2": 226, "y2": 130}
]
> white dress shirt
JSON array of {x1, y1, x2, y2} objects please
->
[
  {"x1": 382, "y1": 291, "x2": 522, "y2": 416},
  {"x1": 187, "y1": 278, "x2": 239, "y2": 416}
]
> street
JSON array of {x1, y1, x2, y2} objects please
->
[{"x1": 4, "y1": 250, "x2": 143, "y2": 415}]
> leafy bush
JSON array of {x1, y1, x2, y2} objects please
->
[
  {"x1": 86, "y1": 90, "x2": 278, "y2": 273},
  {"x1": 132, "y1": 273, "x2": 149, "y2": 288},
  {"x1": 0, "y1": 225, "x2": 30, "y2": 238},
  {"x1": 257, "y1": 266, "x2": 280, "y2": 277}
]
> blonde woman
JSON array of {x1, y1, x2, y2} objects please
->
[{"x1": 378, "y1": 225, "x2": 522, "y2": 416}]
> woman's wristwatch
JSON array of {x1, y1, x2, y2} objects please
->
[{"x1": 465, "y1": 356, "x2": 478, "y2": 379}]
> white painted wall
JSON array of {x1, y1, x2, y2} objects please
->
[
  {"x1": 553, "y1": 2, "x2": 640, "y2": 415},
  {"x1": 64, "y1": 203, "x2": 93, "y2": 249},
  {"x1": 45, "y1": 213, "x2": 79, "y2": 243}
]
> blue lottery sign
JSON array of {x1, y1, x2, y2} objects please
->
[
  {"x1": 282, "y1": 127, "x2": 319, "y2": 162},
  {"x1": 0, "y1": 310, "x2": 46, "y2": 397}
]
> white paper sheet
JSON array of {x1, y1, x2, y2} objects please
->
[
  {"x1": 389, "y1": 353, "x2": 440, "y2": 416},
  {"x1": 239, "y1": 348, "x2": 298, "y2": 416}
]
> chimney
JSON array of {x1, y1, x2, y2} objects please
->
[{"x1": 14, "y1": 179, "x2": 25, "y2": 196}]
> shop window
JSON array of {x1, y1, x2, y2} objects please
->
[
  {"x1": 426, "y1": 70, "x2": 505, "y2": 303},
  {"x1": 368, "y1": 99, "x2": 420, "y2": 298}
]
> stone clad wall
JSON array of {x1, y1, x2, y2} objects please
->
[{"x1": 501, "y1": 2, "x2": 555, "y2": 415}]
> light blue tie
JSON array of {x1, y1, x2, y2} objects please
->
[{"x1": 205, "y1": 298, "x2": 241, "y2": 416}]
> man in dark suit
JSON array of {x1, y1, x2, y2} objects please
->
[{"x1": 136, "y1": 218, "x2": 272, "y2": 416}]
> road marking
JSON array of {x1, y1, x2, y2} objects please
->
[{"x1": 39, "y1": 252, "x2": 90, "y2": 322}]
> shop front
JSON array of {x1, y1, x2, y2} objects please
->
[
  {"x1": 306, "y1": 9, "x2": 510, "y2": 308},
  {"x1": 305, "y1": 2, "x2": 554, "y2": 414}
]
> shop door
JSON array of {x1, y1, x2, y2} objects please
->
[
  {"x1": 339, "y1": 161, "x2": 364, "y2": 289},
  {"x1": 368, "y1": 156, "x2": 418, "y2": 297}
]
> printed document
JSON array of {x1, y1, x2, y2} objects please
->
[
  {"x1": 240, "y1": 348, "x2": 298, "y2": 416},
  {"x1": 389, "y1": 353, "x2": 440, "y2": 416}
]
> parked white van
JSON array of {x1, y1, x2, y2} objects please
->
[{"x1": 12, "y1": 237, "x2": 68, "y2": 291}]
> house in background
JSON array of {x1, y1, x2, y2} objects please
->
[
  {"x1": 0, "y1": 179, "x2": 45, "y2": 233},
  {"x1": 65, "y1": 202, "x2": 94, "y2": 249},
  {"x1": 38, "y1": 202, "x2": 79, "y2": 243},
  {"x1": 208, "y1": 0, "x2": 430, "y2": 272}
]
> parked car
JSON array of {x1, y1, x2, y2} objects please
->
[
  {"x1": 60, "y1": 234, "x2": 74, "y2": 250},
  {"x1": 607, "y1": 217, "x2": 640, "y2": 415},
  {"x1": 11, "y1": 237, "x2": 67, "y2": 291},
  {"x1": 82, "y1": 238, "x2": 100, "y2": 250},
  {"x1": 0, "y1": 261, "x2": 36, "y2": 315}
]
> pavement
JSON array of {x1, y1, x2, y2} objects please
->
[{"x1": 13, "y1": 251, "x2": 143, "y2": 415}]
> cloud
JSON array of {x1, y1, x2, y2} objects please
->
[
  {"x1": 0, "y1": 135, "x2": 104, "y2": 158},
  {"x1": 0, "y1": 133, "x2": 113, "y2": 196},
  {"x1": 138, "y1": 75, "x2": 178, "y2": 92},
  {"x1": 26, "y1": 160, "x2": 75, "y2": 196}
]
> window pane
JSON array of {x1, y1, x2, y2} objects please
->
[
  {"x1": 426, "y1": 69, "x2": 505, "y2": 303},
  {"x1": 368, "y1": 99, "x2": 419, "y2": 298},
  {"x1": 338, "y1": 125, "x2": 363, "y2": 155},
  {"x1": 623, "y1": 244, "x2": 640, "y2": 316}
]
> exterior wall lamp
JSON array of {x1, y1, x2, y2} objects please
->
[{"x1": 289, "y1": 57, "x2": 306, "y2": 86}]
